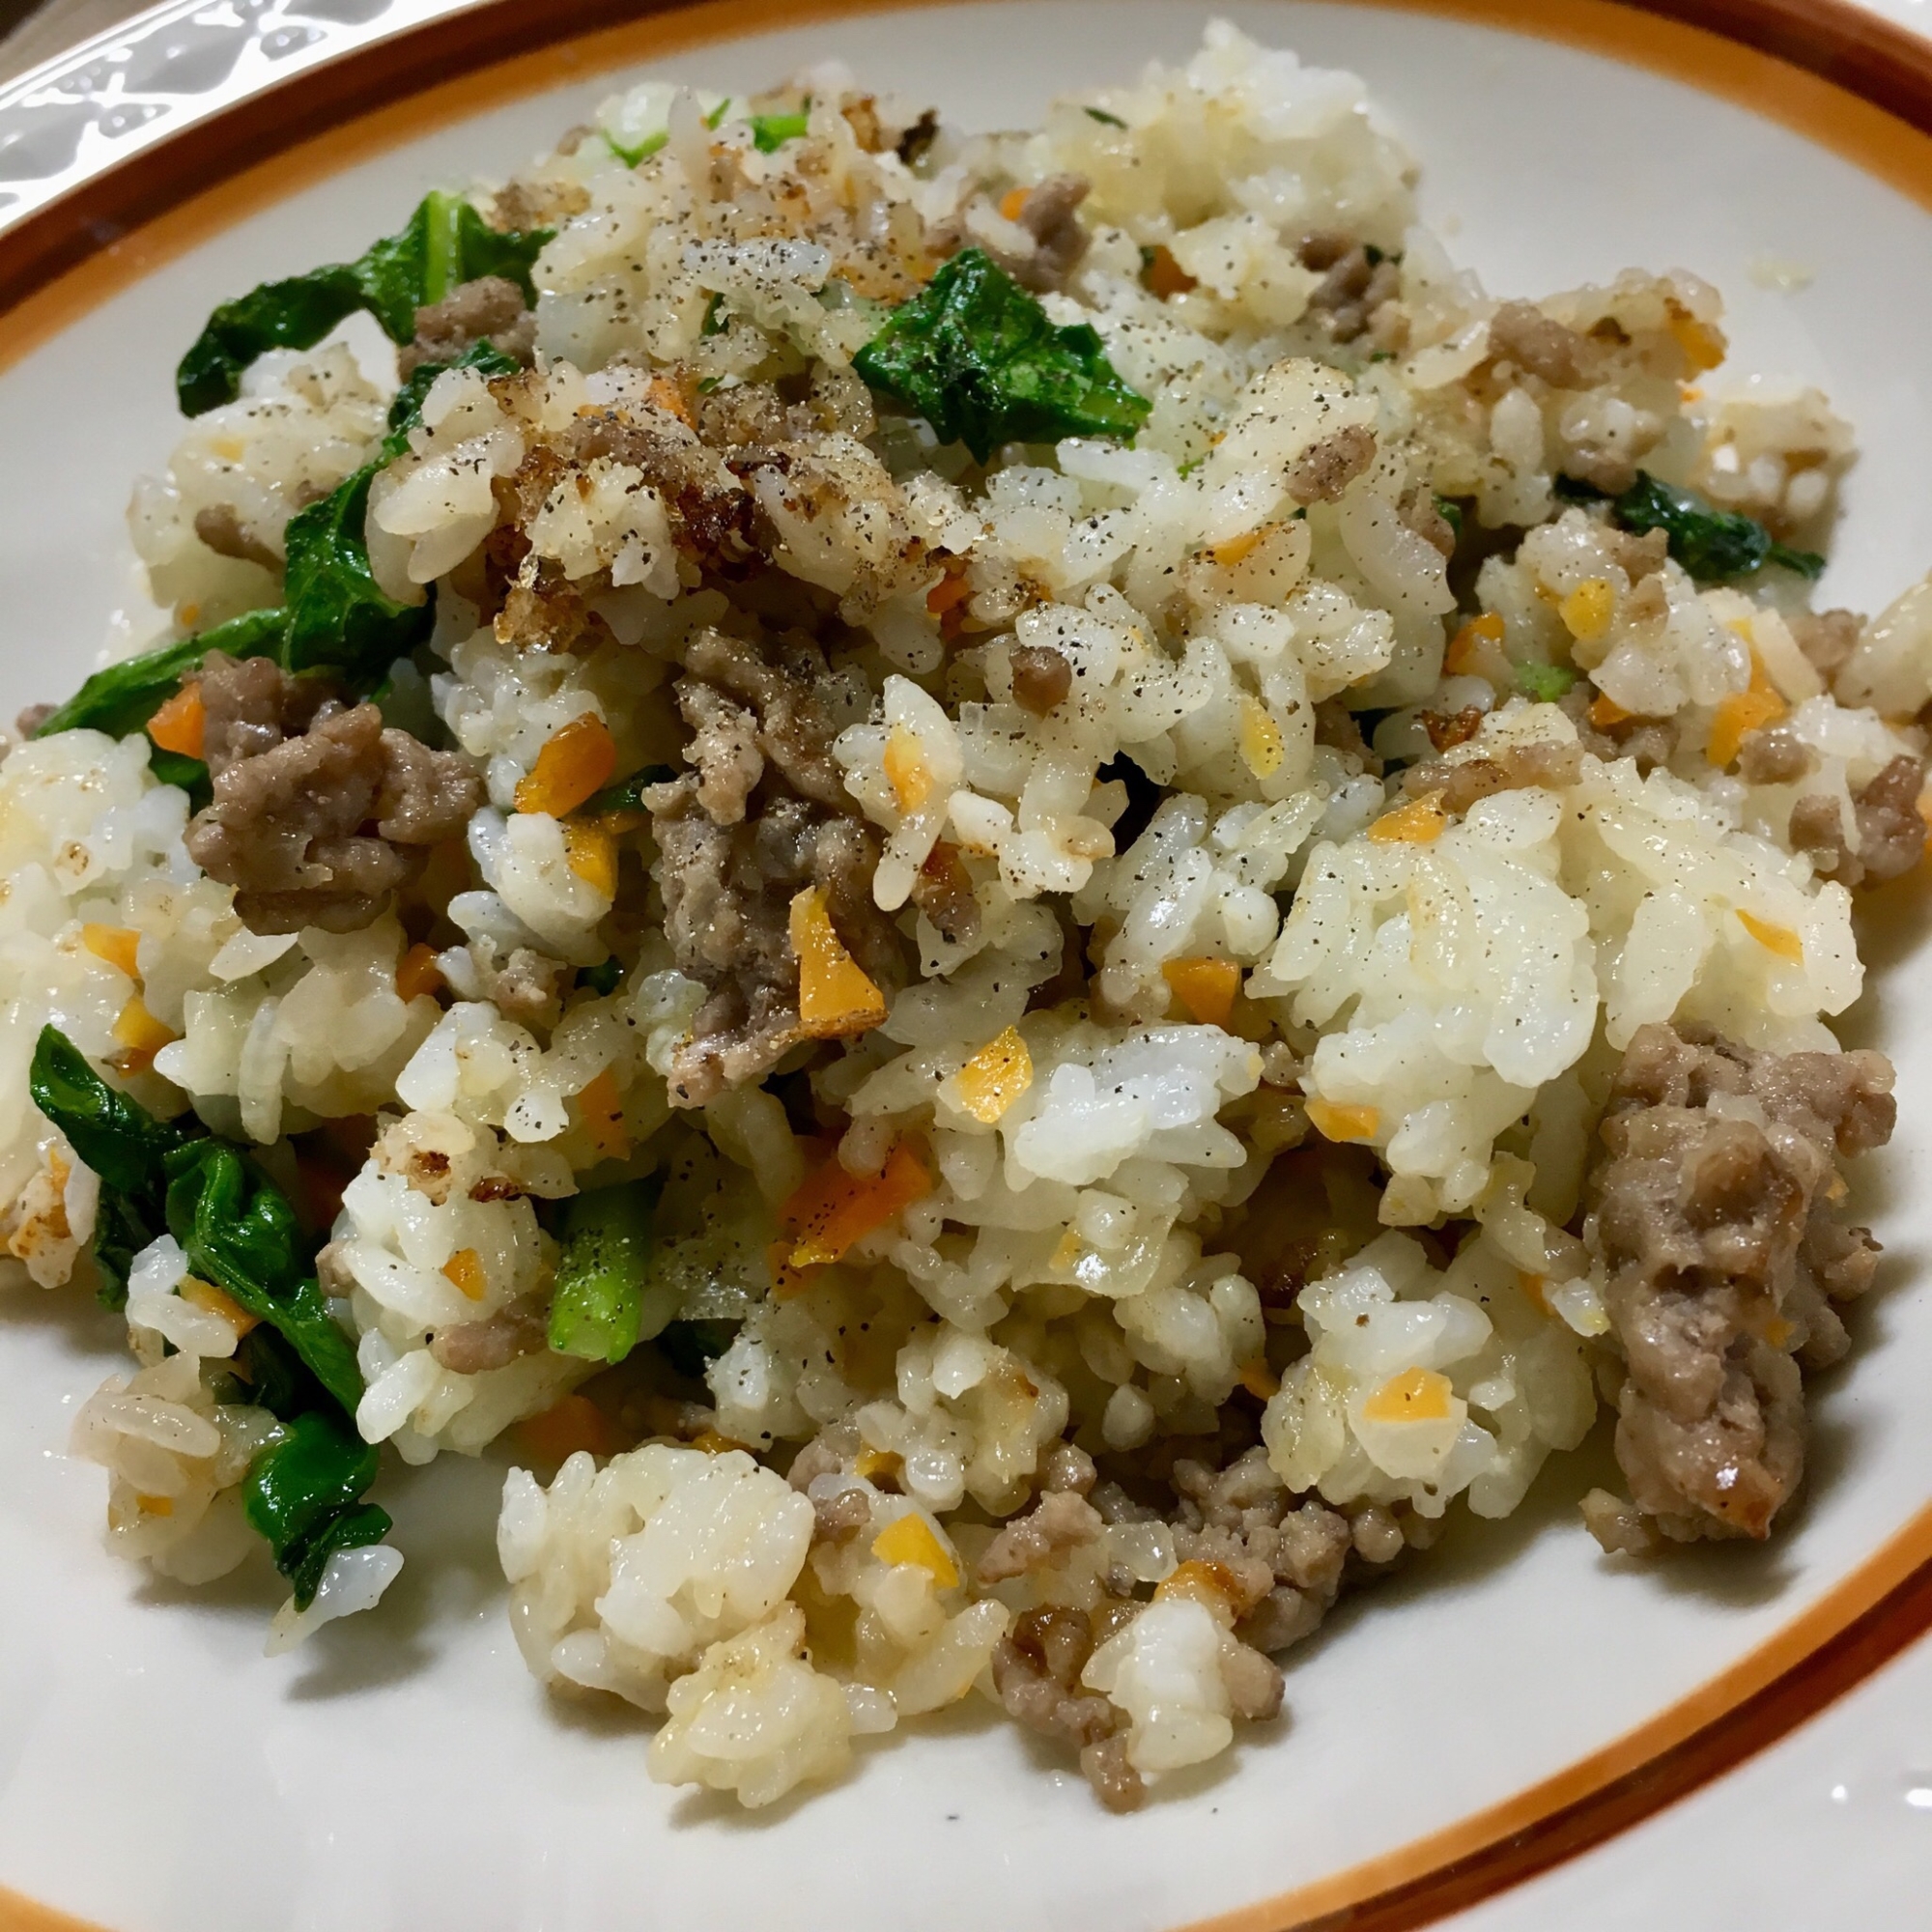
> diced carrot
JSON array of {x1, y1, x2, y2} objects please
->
[
  {"x1": 514, "y1": 714, "x2": 618, "y2": 818},
  {"x1": 1666, "y1": 306, "x2": 1726, "y2": 374},
  {"x1": 562, "y1": 821, "x2": 617, "y2": 898},
  {"x1": 441, "y1": 1248, "x2": 487, "y2": 1301},
  {"x1": 575, "y1": 1066, "x2": 631, "y2": 1162},
  {"x1": 148, "y1": 682, "x2": 206, "y2": 760},
  {"x1": 691, "y1": 1428, "x2": 753, "y2": 1455},
  {"x1": 790, "y1": 885, "x2": 887, "y2": 1038},
  {"x1": 112, "y1": 995, "x2": 175, "y2": 1073},
  {"x1": 82, "y1": 923, "x2": 141, "y2": 979},
  {"x1": 1142, "y1": 242, "x2": 1197, "y2": 299},
  {"x1": 1517, "y1": 1269, "x2": 1550, "y2": 1317},
  {"x1": 871, "y1": 1511, "x2": 959, "y2": 1587},
  {"x1": 395, "y1": 942, "x2": 443, "y2": 1004},
  {"x1": 925, "y1": 566, "x2": 971, "y2": 616},
  {"x1": 1304, "y1": 1096, "x2": 1380, "y2": 1144},
  {"x1": 1707, "y1": 655, "x2": 1786, "y2": 768},
  {"x1": 1588, "y1": 691, "x2": 1634, "y2": 728},
  {"x1": 180, "y1": 1276, "x2": 260, "y2": 1337},
  {"x1": 1367, "y1": 792, "x2": 1447, "y2": 844},
  {"x1": 644, "y1": 371, "x2": 696, "y2": 428},
  {"x1": 953, "y1": 1026, "x2": 1033, "y2": 1124},
  {"x1": 1736, "y1": 909, "x2": 1804, "y2": 964},
  {"x1": 853, "y1": 1445, "x2": 902, "y2": 1483},
  {"x1": 999, "y1": 185, "x2": 1030, "y2": 221},
  {"x1": 514, "y1": 1393, "x2": 622, "y2": 1466},
  {"x1": 1361, "y1": 1366, "x2": 1455, "y2": 1424},
  {"x1": 1236, "y1": 1356, "x2": 1279, "y2": 1401},
  {"x1": 135, "y1": 1493, "x2": 174, "y2": 1518},
  {"x1": 1559, "y1": 577, "x2": 1615, "y2": 643},
  {"x1": 1209, "y1": 526, "x2": 1264, "y2": 567},
  {"x1": 883, "y1": 724, "x2": 933, "y2": 814},
  {"x1": 1238, "y1": 694, "x2": 1284, "y2": 779},
  {"x1": 1161, "y1": 956, "x2": 1241, "y2": 1029},
  {"x1": 1443, "y1": 611, "x2": 1505, "y2": 677},
  {"x1": 779, "y1": 1140, "x2": 931, "y2": 1272}
]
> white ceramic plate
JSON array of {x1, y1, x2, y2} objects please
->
[{"x1": 4, "y1": 5, "x2": 1932, "y2": 1929}]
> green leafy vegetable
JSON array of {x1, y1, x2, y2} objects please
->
[
  {"x1": 385, "y1": 338, "x2": 519, "y2": 434},
  {"x1": 656, "y1": 1318, "x2": 739, "y2": 1380},
  {"x1": 178, "y1": 190, "x2": 553, "y2": 415},
  {"x1": 750, "y1": 106, "x2": 811, "y2": 152},
  {"x1": 28, "y1": 1026, "x2": 189, "y2": 1307},
  {"x1": 242, "y1": 1410, "x2": 389, "y2": 1608},
  {"x1": 1516, "y1": 662, "x2": 1577, "y2": 702},
  {"x1": 578, "y1": 957, "x2": 624, "y2": 997},
  {"x1": 853, "y1": 247, "x2": 1151, "y2": 462},
  {"x1": 580, "y1": 764, "x2": 676, "y2": 820},
  {"x1": 31, "y1": 605, "x2": 287, "y2": 744},
  {"x1": 548, "y1": 1179, "x2": 669, "y2": 1365},
  {"x1": 1608, "y1": 471, "x2": 1824, "y2": 582},
  {"x1": 1083, "y1": 106, "x2": 1127, "y2": 128},
  {"x1": 163, "y1": 1139, "x2": 363, "y2": 1415}
]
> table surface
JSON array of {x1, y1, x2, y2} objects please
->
[{"x1": 2, "y1": 0, "x2": 1929, "y2": 1926}]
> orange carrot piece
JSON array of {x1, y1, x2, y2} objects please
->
[
  {"x1": 514, "y1": 715, "x2": 618, "y2": 818},
  {"x1": 148, "y1": 682, "x2": 205, "y2": 760}
]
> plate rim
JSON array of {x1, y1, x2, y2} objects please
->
[{"x1": 4, "y1": 3, "x2": 1932, "y2": 1930}]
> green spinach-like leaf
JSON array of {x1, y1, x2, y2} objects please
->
[
  {"x1": 750, "y1": 107, "x2": 810, "y2": 152},
  {"x1": 548, "y1": 1179, "x2": 668, "y2": 1364},
  {"x1": 853, "y1": 247, "x2": 1151, "y2": 462},
  {"x1": 163, "y1": 1140, "x2": 363, "y2": 1415},
  {"x1": 28, "y1": 1025, "x2": 189, "y2": 1307},
  {"x1": 1569, "y1": 470, "x2": 1826, "y2": 582},
  {"x1": 242, "y1": 1410, "x2": 389, "y2": 1609},
  {"x1": 178, "y1": 190, "x2": 553, "y2": 415},
  {"x1": 31, "y1": 605, "x2": 287, "y2": 744},
  {"x1": 1517, "y1": 662, "x2": 1577, "y2": 702}
]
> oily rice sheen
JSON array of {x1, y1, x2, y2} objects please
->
[{"x1": 3, "y1": 25, "x2": 1922, "y2": 1810}]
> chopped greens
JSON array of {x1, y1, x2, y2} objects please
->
[
  {"x1": 1434, "y1": 495, "x2": 1464, "y2": 539},
  {"x1": 1609, "y1": 471, "x2": 1825, "y2": 582},
  {"x1": 580, "y1": 764, "x2": 676, "y2": 820},
  {"x1": 656, "y1": 1318, "x2": 739, "y2": 1380},
  {"x1": 1516, "y1": 662, "x2": 1577, "y2": 702},
  {"x1": 548, "y1": 1179, "x2": 669, "y2": 1364},
  {"x1": 853, "y1": 248, "x2": 1151, "y2": 462},
  {"x1": 163, "y1": 1139, "x2": 364, "y2": 1415},
  {"x1": 578, "y1": 957, "x2": 625, "y2": 997},
  {"x1": 1557, "y1": 470, "x2": 1825, "y2": 582},
  {"x1": 31, "y1": 605, "x2": 287, "y2": 744},
  {"x1": 242, "y1": 1410, "x2": 388, "y2": 1608},
  {"x1": 1083, "y1": 106, "x2": 1127, "y2": 128},
  {"x1": 177, "y1": 190, "x2": 552, "y2": 415},
  {"x1": 750, "y1": 104, "x2": 811, "y2": 152},
  {"x1": 28, "y1": 1025, "x2": 187, "y2": 1307}
]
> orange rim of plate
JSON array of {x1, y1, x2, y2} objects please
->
[{"x1": 5, "y1": 2, "x2": 1932, "y2": 1929}]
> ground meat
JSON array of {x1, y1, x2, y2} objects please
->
[
  {"x1": 489, "y1": 175, "x2": 592, "y2": 233},
  {"x1": 1420, "y1": 705, "x2": 1487, "y2": 753},
  {"x1": 907, "y1": 840, "x2": 980, "y2": 947},
  {"x1": 990, "y1": 1605, "x2": 1131, "y2": 1804},
  {"x1": 1286, "y1": 423, "x2": 1378, "y2": 505},
  {"x1": 184, "y1": 652, "x2": 482, "y2": 933},
  {"x1": 678, "y1": 630, "x2": 859, "y2": 813},
  {"x1": 1221, "y1": 1641, "x2": 1285, "y2": 1721},
  {"x1": 14, "y1": 703, "x2": 52, "y2": 740},
  {"x1": 1488, "y1": 299, "x2": 1594, "y2": 387},
  {"x1": 428, "y1": 1297, "x2": 549, "y2": 1374},
  {"x1": 1605, "y1": 525, "x2": 1670, "y2": 582},
  {"x1": 1563, "y1": 680, "x2": 1681, "y2": 774},
  {"x1": 193, "y1": 503, "x2": 279, "y2": 571},
  {"x1": 1301, "y1": 240, "x2": 1402, "y2": 343},
  {"x1": 1397, "y1": 484, "x2": 1458, "y2": 558},
  {"x1": 1789, "y1": 753, "x2": 1927, "y2": 888},
  {"x1": 1583, "y1": 1021, "x2": 1894, "y2": 1542},
  {"x1": 810, "y1": 1487, "x2": 872, "y2": 1544},
  {"x1": 976, "y1": 1489, "x2": 1104, "y2": 1584},
  {"x1": 986, "y1": 174, "x2": 1091, "y2": 292},
  {"x1": 398, "y1": 275, "x2": 537, "y2": 380},
  {"x1": 1736, "y1": 724, "x2": 1816, "y2": 786},
  {"x1": 1009, "y1": 643, "x2": 1073, "y2": 715},
  {"x1": 1401, "y1": 737, "x2": 1582, "y2": 813},
  {"x1": 895, "y1": 108, "x2": 939, "y2": 166},
  {"x1": 1790, "y1": 608, "x2": 1862, "y2": 678},
  {"x1": 1579, "y1": 1487, "x2": 1662, "y2": 1557}
]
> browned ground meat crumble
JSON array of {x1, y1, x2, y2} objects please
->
[
  {"x1": 184, "y1": 649, "x2": 483, "y2": 933},
  {"x1": 1582, "y1": 1022, "x2": 1893, "y2": 1544}
]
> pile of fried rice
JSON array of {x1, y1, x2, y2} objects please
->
[{"x1": 3, "y1": 24, "x2": 1922, "y2": 1810}]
